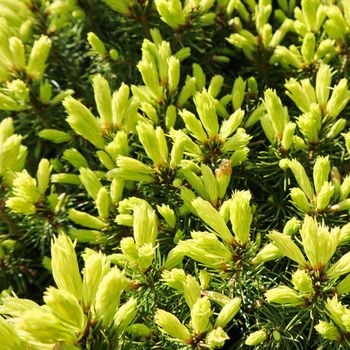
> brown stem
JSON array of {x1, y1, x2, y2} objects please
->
[
  {"x1": 138, "y1": 14, "x2": 151, "y2": 39},
  {"x1": 340, "y1": 52, "x2": 350, "y2": 76}
]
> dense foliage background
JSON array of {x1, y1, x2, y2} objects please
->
[{"x1": 2, "y1": 0, "x2": 350, "y2": 349}]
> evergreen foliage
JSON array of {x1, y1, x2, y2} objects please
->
[{"x1": 2, "y1": 0, "x2": 350, "y2": 349}]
